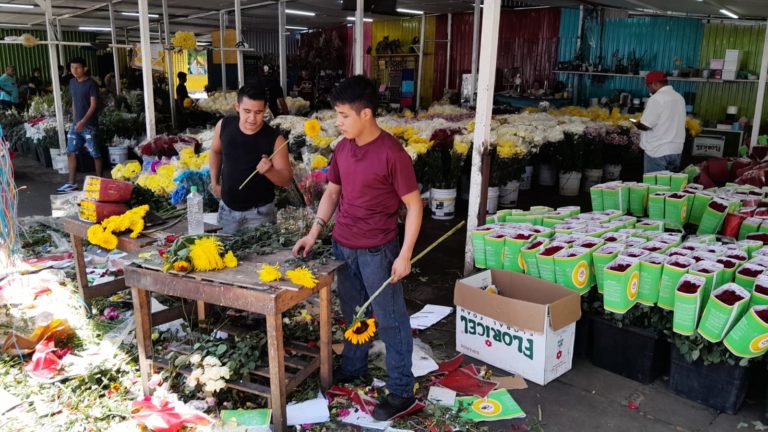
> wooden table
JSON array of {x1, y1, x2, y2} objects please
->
[
  {"x1": 124, "y1": 249, "x2": 342, "y2": 431},
  {"x1": 62, "y1": 217, "x2": 216, "y2": 308}
]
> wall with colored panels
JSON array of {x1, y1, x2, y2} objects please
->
[
  {"x1": 0, "y1": 30, "x2": 98, "y2": 83},
  {"x1": 695, "y1": 22, "x2": 767, "y2": 123},
  {"x1": 371, "y1": 16, "x2": 436, "y2": 107}
]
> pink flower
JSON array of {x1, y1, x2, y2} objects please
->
[
  {"x1": 206, "y1": 397, "x2": 216, "y2": 407},
  {"x1": 338, "y1": 408, "x2": 350, "y2": 418},
  {"x1": 103, "y1": 307, "x2": 121, "y2": 321},
  {"x1": 147, "y1": 374, "x2": 164, "y2": 389}
]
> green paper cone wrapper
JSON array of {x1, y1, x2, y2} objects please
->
[
  {"x1": 658, "y1": 256, "x2": 696, "y2": 310},
  {"x1": 502, "y1": 231, "x2": 536, "y2": 273},
  {"x1": 637, "y1": 253, "x2": 668, "y2": 306},
  {"x1": 664, "y1": 193, "x2": 692, "y2": 230},
  {"x1": 739, "y1": 217, "x2": 761, "y2": 240},
  {"x1": 697, "y1": 284, "x2": 750, "y2": 343},
  {"x1": 723, "y1": 305, "x2": 768, "y2": 358},
  {"x1": 670, "y1": 173, "x2": 689, "y2": 192},
  {"x1": 554, "y1": 247, "x2": 595, "y2": 295},
  {"x1": 535, "y1": 242, "x2": 570, "y2": 283},
  {"x1": 483, "y1": 232, "x2": 508, "y2": 270},
  {"x1": 630, "y1": 183, "x2": 650, "y2": 217},
  {"x1": 697, "y1": 199, "x2": 730, "y2": 235},
  {"x1": 749, "y1": 275, "x2": 768, "y2": 308},
  {"x1": 520, "y1": 238, "x2": 549, "y2": 278},
  {"x1": 689, "y1": 192, "x2": 714, "y2": 226},
  {"x1": 734, "y1": 263, "x2": 766, "y2": 292},
  {"x1": 472, "y1": 225, "x2": 497, "y2": 268},
  {"x1": 602, "y1": 256, "x2": 641, "y2": 314},
  {"x1": 673, "y1": 274, "x2": 708, "y2": 336},
  {"x1": 715, "y1": 257, "x2": 740, "y2": 284},
  {"x1": 594, "y1": 243, "x2": 625, "y2": 294}
]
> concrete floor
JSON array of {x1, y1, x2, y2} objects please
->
[{"x1": 12, "y1": 154, "x2": 768, "y2": 431}]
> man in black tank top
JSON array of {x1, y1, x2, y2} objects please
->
[{"x1": 209, "y1": 86, "x2": 292, "y2": 234}]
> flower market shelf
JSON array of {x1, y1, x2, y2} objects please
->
[
  {"x1": 125, "y1": 248, "x2": 343, "y2": 431},
  {"x1": 554, "y1": 70, "x2": 759, "y2": 83},
  {"x1": 62, "y1": 217, "x2": 219, "y2": 308}
]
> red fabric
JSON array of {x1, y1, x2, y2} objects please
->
[
  {"x1": 327, "y1": 132, "x2": 418, "y2": 249},
  {"x1": 447, "y1": 9, "x2": 561, "y2": 92},
  {"x1": 23, "y1": 338, "x2": 66, "y2": 379},
  {"x1": 435, "y1": 365, "x2": 498, "y2": 398},
  {"x1": 722, "y1": 213, "x2": 746, "y2": 238},
  {"x1": 707, "y1": 158, "x2": 730, "y2": 185},
  {"x1": 645, "y1": 71, "x2": 666, "y2": 85},
  {"x1": 131, "y1": 396, "x2": 213, "y2": 432}
]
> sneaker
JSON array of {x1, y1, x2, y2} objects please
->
[
  {"x1": 332, "y1": 367, "x2": 372, "y2": 387},
  {"x1": 56, "y1": 183, "x2": 78, "y2": 193},
  {"x1": 372, "y1": 393, "x2": 417, "y2": 421}
]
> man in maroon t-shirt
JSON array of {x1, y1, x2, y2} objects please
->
[{"x1": 293, "y1": 76, "x2": 423, "y2": 420}]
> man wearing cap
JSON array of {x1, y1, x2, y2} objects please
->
[{"x1": 634, "y1": 71, "x2": 686, "y2": 173}]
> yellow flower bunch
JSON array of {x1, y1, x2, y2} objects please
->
[
  {"x1": 162, "y1": 235, "x2": 238, "y2": 273},
  {"x1": 345, "y1": 318, "x2": 377, "y2": 344},
  {"x1": 156, "y1": 164, "x2": 176, "y2": 180},
  {"x1": 310, "y1": 154, "x2": 329, "y2": 170},
  {"x1": 256, "y1": 264, "x2": 318, "y2": 288},
  {"x1": 304, "y1": 119, "x2": 322, "y2": 138},
  {"x1": 686, "y1": 117, "x2": 702, "y2": 137},
  {"x1": 467, "y1": 119, "x2": 476, "y2": 133},
  {"x1": 453, "y1": 141, "x2": 470, "y2": 156},
  {"x1": 258, "y1": 263, "x2": 282, "y2": 283},
  {"x1": 496, "y1": 138, "x2": 527, "y2": 159},
  {"x1": 310, "y1": 135, "x2": 334, "y2": 149},
  {"x1": 86, "y1": 205, "x2": 150, "y2": 250},
  {"x1": 402, "y1": 127, "x2": 417, "y2": 141},
  {"x1": 403, "y1": 109, "x2": 414, "y2": 119},
  {"x1": 111, "y1": 161, "x2": 142, "y2": 181},
  {"x1": 177, "y1": 149, "x2": 209, "y2": 171},
  {"x1": 136, "y1": 173, "x2": 177, "y2": 196},
  {"x1": 171, "y1": 31, "x2": 197, "y2": 50}
]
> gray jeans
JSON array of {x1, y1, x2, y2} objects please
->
[{"x1": 217, "y1": 200, "x2": 276, "y2": 234}]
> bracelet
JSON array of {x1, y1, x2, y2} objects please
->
[{"x1": 313, "y1": 217, "x2": 327, "y2": 228}]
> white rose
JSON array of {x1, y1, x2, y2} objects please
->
[
  {"x1": 189, "y1": 354, "x2": 202, "y2": 365},
  {"x1": 203, "y1": 356, "x2": 221, "y2": 367}
]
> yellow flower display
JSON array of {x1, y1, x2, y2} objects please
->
[
  {"x1": 86, "y1": 205, "x2": 149, "y2": 250},
  {"x1": 496, "y1": 138, "x2": 526, "y2": 159},
  {"x1": 310, "y1": 136, "x2": 334, "y2": 149},
  {"x1": 467, "y1": 119, "x2": 476, "y2": 133},
  {"x1": 111, "y1": 161, "x2": 141, "y2": 181},
  {"x1": 686, "y1": 117, "x2": 702, "y2": 137},
  {"x1": 171, "y1": 31, "x2": 197, "y2": 50},
  {"x1": 173, "y1": 261, "x2": 191, "y2": 272},
  {"x1": 223, "y1": 251, "x2": 238, "y2": 269},
  {"x1": 407, "y1": 143, "x2": 429, "y2": 156},
  {"x1": 304, "y1": 119, "x2": 322, "y2": 138},
  {"x1": 286, "y1": 266, "x2": 319, "y2": 289},
  {"x1": 258, "y1": 263, "x2": 282, "y2": 283},
  {"x1": 453, "y1": 141, "x2": 470, "y2": 156},
  {"x1": 188, "y1": 236, "x2": 225, "y2": 271},
  {"x1": 156, "y1": 164, "x2": 176, "y2": 180},
  {"x1": 344, "y1": 318, "x2": 377, "y2": 344},
  {"x1": 310, "y1": 154, "x2": 329, "y2": 170},
  {"x1": 403, "y1": 109, "x2": 414, "y2": 119}
]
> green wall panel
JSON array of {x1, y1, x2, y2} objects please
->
[{"x1": 0, "y1": 30, "x2": 98, "y2": 85}]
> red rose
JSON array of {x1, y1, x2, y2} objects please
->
[{"x1": 165, "y1": 235, "x2": 178, "y2": 244}]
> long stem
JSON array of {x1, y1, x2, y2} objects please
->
[
  {"x1": 353, "y1": 221, "x2": 466, "y2": 320},
  {"x1": 238, "y1": 140, "x2": 290, "y2": 190}
]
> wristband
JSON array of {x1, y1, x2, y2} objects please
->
[{"x1": 313, "y1": 217, "x2": 326, "y2": 228}]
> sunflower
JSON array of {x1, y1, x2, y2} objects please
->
[
  {"x1": 223, "y1": 251, "x2": 238, "y2": 268},
  {"x1": 258, "y1": 263, "x2": 282, "y2": 283},
  {"x1": 304, "y1": 119, "x2": 322, "y2": 138},
  {"x1": 344, "y1": 318, "x2": 377, "y2": 345},
  {"x1": 286, "y1": 266, "x2": 318, "y2": 288},
  {"x1": 173, "y1": 261, "x2": 191, "y2": 272},
  {"x1": 188, "y1": 236, "x2": 225, "y2": 271}
]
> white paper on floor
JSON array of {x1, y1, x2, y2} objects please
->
[
  {"x1": 151, "y1": 297, "x2": 187, "y2": 337},
  {"x1": 286, "y1": 393, "x2": 329, "y2": 426},
  {"x1": 427, "y1": 386, "x2": 457, "y2": 407},
  {"x1": 369, "y1": 338, "x2": 438, "y2": 377},
  {"x1": 341, "y1": 407, "x2": 390, "y2": 430},
  {"x1": 409, "y1": 304, "x2": 453, "y2": 330}
]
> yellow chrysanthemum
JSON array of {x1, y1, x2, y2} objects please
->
[
  {"x1": 223, "y1": 251, "x2": 238, "y2": 268},
  {"x1": 101, "y1": 232, "x2": 118, "y2": 250},
  {"x1": 123, "y1": 161, "x2": 141, "y2": 179},
  {"x1": 686, "y1": 117, "x2": 702, "y2": 137},
  {"x1": 467, "y1": 119, "x2": 476, "y2": 133},
  {"x1": 179, "y1": 148, "x2": 196, "y2": 161},
  {"x1": 286, "y1": 266, "x2": 318, "y2": 288},
  {"x1": 171, "y1": 31, "x2": 197, "y2": 50},
  {"x1": 188, "y1": 236, "x2": 225, "y2": 271},
  {"x1": 111, "y1": 165, "x2": 124, "y2": 180},
  {"x1": 453, "y1": 141, "x2": 469, "y2": 156},
  {"x1": 310, "y1": 154, "x2": 329, "y2": 170},
  {"x1": 173, "y1": 261, "x2": 191, "y2": 272},
  {"x1": 156, "y1": 164, "x2": 176, "y2": 180},
  {"x1": 407, "y1": 143, "x2": 429, "y2": 155},
  {"x1": 304, "y1": 119, "x2": 322, "y2": 138},
  {"x1": 344, "y1": 318, "x2": 377, "y2": 345},
  {"x1": 311, "y1": 135, "x2": 333, "y2": 149},
  {"x1": 258, "y1": 263, "x2": 282, "y2": 283},
  {"x1": 403, "y1": 109, "x2": 414, "y2": 119},
  {"x1": 402, "y1": 127, "x2": 417, "y2": 141}
]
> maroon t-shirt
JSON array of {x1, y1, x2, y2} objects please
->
[{"x1": 327, "y1": 131, "x2": 418, "y2": 249}]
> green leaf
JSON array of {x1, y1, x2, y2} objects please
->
[
  {"x1": 691, "y1": 349, "x2": 700, "y2": 362},
  {"x1": 216, "y1": 344, "x2": 227, "y2": 355}
]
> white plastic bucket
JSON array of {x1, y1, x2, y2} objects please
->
[
  {"x1": 52, "y1": 154, "x2": 69, "y2": 174},
  {"x1": 108, "y1": 146, "x2": 128, "y2": 164},
  {"x1": 499, "y1": 181, "x2": 520, "y2": 207},
  {"x1": 582, "y1": 168, "x2": 604, "y2": 192},
  {"x1": 430, "y1": 188, "x2": 457, "y2": 220},
  {"x1": 520, "y1": 165, "x2": 533, "y2": 190},
  {"x1": 538, "y1": 164, "x2": 557, "y2": 186},
  {"x1": 486, "y1": 187, "x2": 500, "y2": 214},
  {"x1": 559, "y1": 171, "x2": 582, "y2": 196},
  {"x1": 604, "y1": 164, "x2": 622, "y2": 181}
]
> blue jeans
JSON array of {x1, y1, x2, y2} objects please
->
[
  {"x1": 644, "y1": 153, "x2": 681, "y2": 174},
  {"x1": 216, "y1": 200, "x2": 275, "y2": 234},
  {"x1": 333, "y1": 238, "x2": 414, "y2": 398},
  {"x1": 67, "y1": 125, "x2": 100, "y2": 158}
]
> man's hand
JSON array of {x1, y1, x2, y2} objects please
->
[
  {"x1": 391, "y1": 254, "x2": 412, "y2": 283},
  {"x1": 210, "y1": 182, "x2": 222, "y2": 198},
  {"x1": 292, "y1": 234, "x2": 317, "y2": 258},
  {"x1": 256, "y1": 155, "x2": 273, "y2": 175},
  {"x1": 75, "y1": 121, "x2": 85, "y2": 132}
]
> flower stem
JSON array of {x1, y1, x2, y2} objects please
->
[
  {"x1": 238, "y1": 140, "x2": 290, "y2": 190},
  {"x1": 353, "y1": 221, "x2": 466, "y2": 321}
]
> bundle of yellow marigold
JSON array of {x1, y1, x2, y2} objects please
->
[
  {"x1": 86, "y1": 205, "x2": 150, "y2": 250},
  {"x1": 257, "y1": 263, "x2": 318, "y2": 288},
  {"x1": 162, "y1": 235, "x2": 238, "y2": 273}
]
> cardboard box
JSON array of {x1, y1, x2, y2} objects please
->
[{"x1": 454, "y1": 269, "x2": 581, "y2": 385}]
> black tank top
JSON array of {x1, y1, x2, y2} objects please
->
[{"x1": 220, "y1": 116, "x2": 279, "y2": 211}]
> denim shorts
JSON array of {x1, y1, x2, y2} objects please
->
[
  {"x1": 217, "y1": 200, "x2": 275, "y2": 234},
  {"x1": 66, "y1": 125, "x2": 100, "y2": 158}
]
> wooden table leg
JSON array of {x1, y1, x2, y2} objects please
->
[
  {"x1": 132, "y1": 287, "x2": 154, "y2": 395},
  {"x1": 266, "y1": 312, "x2": 287, "y2": 431},
  {"x1": 70, "y1": 234, "x2": 90, "y2": 309},
  {"x1": 319, "y1": 279, "x2": 333, "y2": 390}
]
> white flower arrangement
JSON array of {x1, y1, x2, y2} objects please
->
[{"x1": 185, "y1": 354, "x2": 231, "y2": 394}]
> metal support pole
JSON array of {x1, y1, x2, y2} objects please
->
[
  {"x1": 464, "y1": 0, "x2": 501, "y2": 275},
  {"x1": 108, "y1": 1, "x2": 122, "y2": 95},
  {"x1": 37, "y1": 0, "x2": 65, "y2": 152},
  {"x1": 354, "y1": 0, "x2": 363, "y2": 75},
  {"x1": 235, "y1": 0, "x2": 244, "y2": 87},
  {"x1": 162, "y1": 0, "x2": 176, "y2": 129},
  {"x1": 469, "y1": 0, "x2": 481, "y2": 105},
  {"x1": 445, "y1": 13, "x2": 451, "y2": 93},
  {"x1": 576, "y1": 5, "x2": 584, "y2": 58},
  {"x1": 278, "y1": 0, "x2": 287, "y2": 93},
  {"x1": 416, "y1": 13, "x2": 425, "y2": 109},
  {"x1": 55, "y1": 18, "x2": 64, "y2": 70},
  {"x1": 751, "y1": 18, "x2": 768, "y2": 152},
  {"x1": 138, "y1": 0, "x2": 156, "y2": 138},
  {"x1": 219, "y1": 11, "x2": 227, "y2": 91}
]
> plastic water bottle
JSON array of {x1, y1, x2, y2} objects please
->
[{"x1": 187, "y1": 186, "x2": 204, "y2": 235}]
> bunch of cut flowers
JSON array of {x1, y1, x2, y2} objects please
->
[{"x1": 161, "y1": 234, "x2": 238, "y2": 273}]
